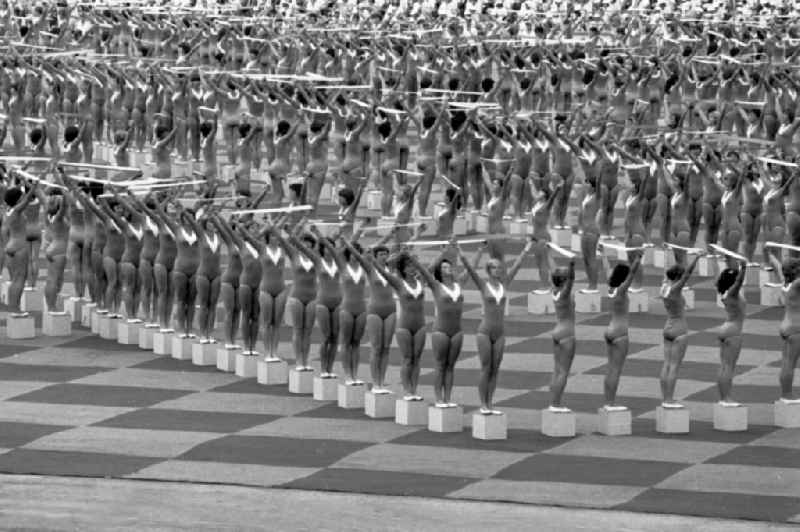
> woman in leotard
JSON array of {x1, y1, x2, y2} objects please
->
[
  {"x1": 234, "y1": 223, "x2": 263, "y2": 355},
  {"x1": 151, "y1": 121, "x2": 177, "y2": 181},
  {"x1": 307, "y1": 229, "x2": 344, "y2": 380},
  {"x1": 211, "y1": 214, "x2": 243, "y2": 349},
  {"x1": 92, "y1": 196, "x2": 130, "y2": 318},
  {"x1": 192, "y1": 214, "x2": 221, "y2": 344},
  {"x1": 720, "y1": 168, "x2": 744, "y2": 268},
  {"x1": 549, "y1": 256, "x2": 576, "y2": 411},
  {"x1": 340, "y1": 112, "x2": 368, "y2": 192},
  {"x1": 367, "y1": 251, "x2": 426, "y2": 401},
  {"x1": 266, "y1": 119, "x2": 298, "y2": 206},
  {"x1": 3, "y1": 182, "x2": 35, "y2": 314},
  {"x1": 113, "y1": 195, "x2": 144, "y2": 320},
  {"x1": 528, "y1": 180, "x2": 562, "y2": 290},
  {"x1": 409, "y1": 250, "x2": 466, "y2": 408},
  {"x1": 240, "y1": 223, "x2": 287, "y2": 360},
  {"x1": 38, "y1": 188, "x2": 69, "y2": 312},
  {"x1": 283, "y1": 228, "x2": 320, "y2": 371},
  {"x1": 716, "y1": 259, "x2": 747, "y2": 405},
  {"x1": 660, "y1": 253, "x2": 700, "y2": 407},
  {"x1": 341, "y1": 241, "x2": 395, "y2": 392},
  {"x1": 305, "y1": 117, "x2": 331, "y2": 211},
  {"x1": 234, "y1": 120, "x2": 259, "y2": 196},
  {"x1": 460, "y1": 239, "x2": 534, "y2": 413},
  {"x1": 602, "y1": 257, "x2": 642, "y2": 408},
  {"x1": 762, "y1": 172, "x2": 794, "y2": 265},
  {"x1": 406, "y1": 103, "x2": 443, "y2": 216},
  {"x1": 171, "y1": 207, "x2": 201, "y2": 338},
  {"x1": 480, "y1": 162, "x2": 512, "y2": 261},
  {"x1": 142, "y1": 200, "x2": 178, "y2": 332},
  {"x1": 741, "y1": 164, "x2": 764, "y2": 264},
  {"x1": 577, "y1": 175, "x2": 602, "y2": 291}
]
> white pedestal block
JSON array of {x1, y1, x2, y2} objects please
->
[
  {"x1": 683, "y1": 287, "x2": 695, "y2": 310},
  {"x1": 597, "y1": 407, "x2": 632, "y2": 436},
  {"x1": 453, "y1": 216, "x2": 468, "y2": 235},
  {"x1": 6, "y1": 315, "x2": 35, "y2": 339},
  {"x1": 761, "y1": 283, "x2": 784, "y2": 307},
  {"x1": 571, "y1": 232, "x2": 582, "y2": 252},
  {"x1": 365, "y1": 391, "x2": 395, "y2": 418},
  {"x1": 745, "y1": 264, "x2": 761, "y2": 286},
  {"x1": 774, "y1": 400, "x2": 800, "y2": 428},
  {"x1": 656, "y1": 405, "x2": 690, "y2": 434},
  {"x1": 366, "y1": 189, "x2": 382, "y2": 211},
  {"x1": 289, "y1": 368, "x2": 314, "y2": 394},
  {"x1": 465, "y1": 211, "x2": 479, "y2": 233},
  {"x1": 338, "y1": 382, "x2": 366, "y2": 409},
  {"x1": 428, "y1": 405, "x2": 464, "y2": 433},
  {"x1": 549, "y1": 227, "x2": 572, "y2": 247},
  {"x1": 628, "y1": 289, "x2": 649, "y2": 313},
  {"x1": 509, "y1": 219, "x2": 528, "y2": 236},
  {"x1": 475, "y1": 214, "x2": 489, "y2": 233},
  {"x1": 653, "y1": 248, "x2": 676, "y2": 269},
  {"x1": 172, "y1": 161, "x2": 188, "y2": 178},
  {"x1": 99, "y1": 315, "x2": 119, "y2": 340},
  {"x1": 171, "y1": 336, "x2": 194, "y2": 360},
  {"x1": 117, "y1": 320, "x2": 141, "y2": 345},
  {"x1": 0, "y1": 280, "x2": 9, "y2": 304},
  {"x1": 192, "y1": 343, "x2": 217, "y2": 366},
  {"x1": 153, "y1": 330, "x2": 174, "y2": 355},
  {"x1": 541, "y1": 409, "x2": 576, "y2": 437},
  {"x1": 81, "y1": 303, "x2": 97, "y2": 328},
  {"x1": 472, "y1": 412, "x2": 508, "y2": 440},
  {"x1": 91, "y1": 310, "x2": 107, "y2": 334},
  {"x1": 313, "y1": 376, "x2": 339, "y2": 401},
  {"x1": 235, "y1": 352, "x2": 259, "y2": 378},
  {"x1": 575, "y1": 290, "x2": 601, "y2": 313},
  {"x1": 759, "y1": 268, "x2": 776, "y2": 286},
  {"x1": 257, "y1": 358, "x2": 289, "y2": 385},
  {"x1": 527, "y1": 290, "x2": 554, "y2": 314},
  {"x1": 216, "y1": 346, "x2": 241, "y2": 372},
  {"x1": 20, "y1": 287, "x2": 43, "y2": 312},
  {"x1": 138, "y1": 324, "x2": 158, "y2": 350},
  {"x1": 64, "y1": 297, "x2": 84, "y2": 323},
  {"x1": 43, "y1": 312, "x2": 71, "y2": 337},
  {"x1": 221, "y1": 164, "x2": 235, "y2": 182},
  {"x1": 698, "y1": 255, "x2": 720, "y2": 277},
  {"x1": 713, "y1": 403, "x2": 748, "y2": 432},
  {"x1": 376, "y1": 217, "x2": 394, "y2": 237},
  {"x1": 395, "y1": 399, "x2": 428, "y2": 425}
]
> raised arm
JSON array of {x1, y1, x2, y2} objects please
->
[{"x1": 505, "y1": 238, "x2": 534, "y2": 284}]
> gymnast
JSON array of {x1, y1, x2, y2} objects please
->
[
  {"x1": 548, "y1": 252, "x2": 576, "y2": 411},
  {"x1": 768, "y1": 251, "x2": 800, "y2": 403},
  {"x1": 282, "y1": 226, "x2": 320, "y2": 371},
  {"x1": 211, "y1": 213, "x2": 243, "y2": 349},
  {"x1": 307, "y1": 227, "x2": 344, "y2": 380},
  {"x1": 172, "y1": 205, "x2": 202, "y2": 339},
  {"x1": 367, "y1": 250, "x2": 425, "y2": 401},
  {"x1": 36, "y1": 186, "x2": 69, "y2": 312},
  {"x1": 716, "y1": 256, "x2": 748, "y2": 405},
  {"x1": 600, "y1": 255, "x2": 642, "y2": 409},
  {"x1": 660, "y1": 251, "x2": 700, "y2": 407},
  {"x1": 235, "y1": 223, "x2": 263, "y2": 355},
  {"x1": 460, "y1": 238, "x2": 534, "y2": 414},
  {"x1": 141, "y1": 197, "x2": 178, "y2": 332},
  {"x1": 193, "y1": 212, "x2": 222, "y2": 344},
  {"x1": 3, "y1": 180, "x2": 35, "y2": 314}
]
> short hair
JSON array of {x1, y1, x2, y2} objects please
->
[
  {"x1": 199, "y1": 122, "x2": 213, "y2": 137},
  {"x1": 666, "y1": 264, "x2": 685, "y2": 281},
  {"x1": 716, "y1": 267, "x2": 739, "y2": 294},
  {"x1": 432, "y1": 258, "x2": 451, "y2": 282},
  {"x1": 29, "y1": 128, "x2": 43, "y2": 145},
  {"x1": 608, "y1": 263, "x2": 630, "y2": 288},
  {"x1": 782, "y1": 258, "x2": 800, "y2": 283},
  {"x1": 288, "y1": 183, "x2": 303, "y2": 197},
  {"x1": 64, "y1": 125, "x2": 79, "y2": 142},
  {"x1": 551, "y1": 266, "x2": 569, "y2": 288},
  {"x1": 4, "y1": 187, "x2": 22, "y2": 207},
  {"x1": 338, "y1": 187, "x2": 355, "y2": 206},
  {"x1": 372, "y1": 245, "x2": 389, "y2": 256}
]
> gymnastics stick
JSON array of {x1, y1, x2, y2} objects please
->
[
  {"x1": 758, "y1": 157, "x2": 798, "y2": 168},
  {"x1": 765, "y1": 242, "x2": 800, "y2": 252},
  {"x1": 231, "y1": 205, "x2": 313, "y2": 215},
  {"x1": 22, "y1": 117, "x2": 46, "y2": 124},
  {"x1": 129, "y1": 180, "x2": 205, "y2": 190},
  {"x1": 59, "y1": 161, "x2": 142, "y2": 173},
  {"x1": 664, "y1": 243, "x2": 704, "y2": 253},
  {"x1": 547, "y1": 241, "x2": 576, "y2": 259},
  {"x1": 361, "y1": 222, "x2": 426, "y2": 233},
  {"x1": 438, "y1": 174, "x2": 461, "y2": 190},
  {"x1": 394, "y1": 169, "x2": 423, "y2": 176},
  {"x1": 14, "y1": 169, "x2": 66, "y2": 190},
  {"x1": 405, "y1": 237, "x2": 490, "y2": 247},
  {"x1": 598, "y1": 241, "x2": 645, "y2": 251},
  {"x1": 0, "y1": 156, "x2": 52, "y2": 162},
  {"x1": 709, "y1": 244, "x2": 748, "y2": 262}
]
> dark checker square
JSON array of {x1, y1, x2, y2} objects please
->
[
  {"x1": 705, "y1": 446, "x2": 800, "y2": 468},
  {"x1": 388, "y1": 428, "x2": 566, "y2": 454},
  {"x1": 0, "y1": 449, "x2": 160, "y2": 477},
  {"x1": 0, "y1": 422, "x2": 70, "y2": 448},
  {"x1": 132, "y1": 357, "x2": 223, "y2": 373},
  {"x1": 59, "y1": 335, "x2": 140, "y2": 352},
  {"x1": 178, "y1": 435, "x2": 370, "y2": 468},
  {"x1": 617, "y1": 489, "x2": 800, "y2": 522},
  {"x1": 283, "y1": 468, "x2": 477, "y2": 498},
  {"x1": 0, "y1": 362, "x2": 109, "y2": 382},
  {"x1": 506, "y1": 338, "x2": 650, "y2": 357},
  {"x1": 586, "y1": 359, "x2": 754, "y2": 382},
  {"x1": 95, "y1": 408, "x2": 280, "y2": 433},
  {"x1": 494, "y1": 454, "x2": 689, "y2": 487},
  {"x1": 0, "y1": 344, "x2": 40, "y2": 359},
  {"x1": 293, "y1": 404, "x2": 373, "y2": 420},
  {"x1": 497, "y1": 390, "x2": 661, "y2": 416},
  {"x1": 210, "y1": 379, "x2": 298, "y2": 396},
  {"x1": 7, "y1": 383, "x2": 190, "y2": 408},
  {"x1": 683, "y1": 384, "x2": 782, "y2": 404},
  {"x1": 417, "y1": 368, "x2": 552, "y2": 390}
]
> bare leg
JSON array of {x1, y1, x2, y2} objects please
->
[
  {"x1": 550, "y1": 336, "x2": 576, "y2": 408},
  {"x1": 780, "y1": 334, "x2": 800, "y2": 400},
  {"x1": 604, "y1": 336, "x2": 629, "y2": 405},
  {"x1": 660, "y1": 334, "x2": 688, "y2": 403},
  {"x1": 431, "y1": 331, "x2": 450, "y2": 404},
  {"x1": 718, "y1": 335, "x2": 742, "y2": 402},
  {"x1": 443, "y1": 331, "x2": 464, "y2": 404}
]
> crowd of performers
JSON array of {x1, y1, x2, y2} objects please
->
[{"x1": 1, "y1": 0, "x2": 800, "y2": 416}]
